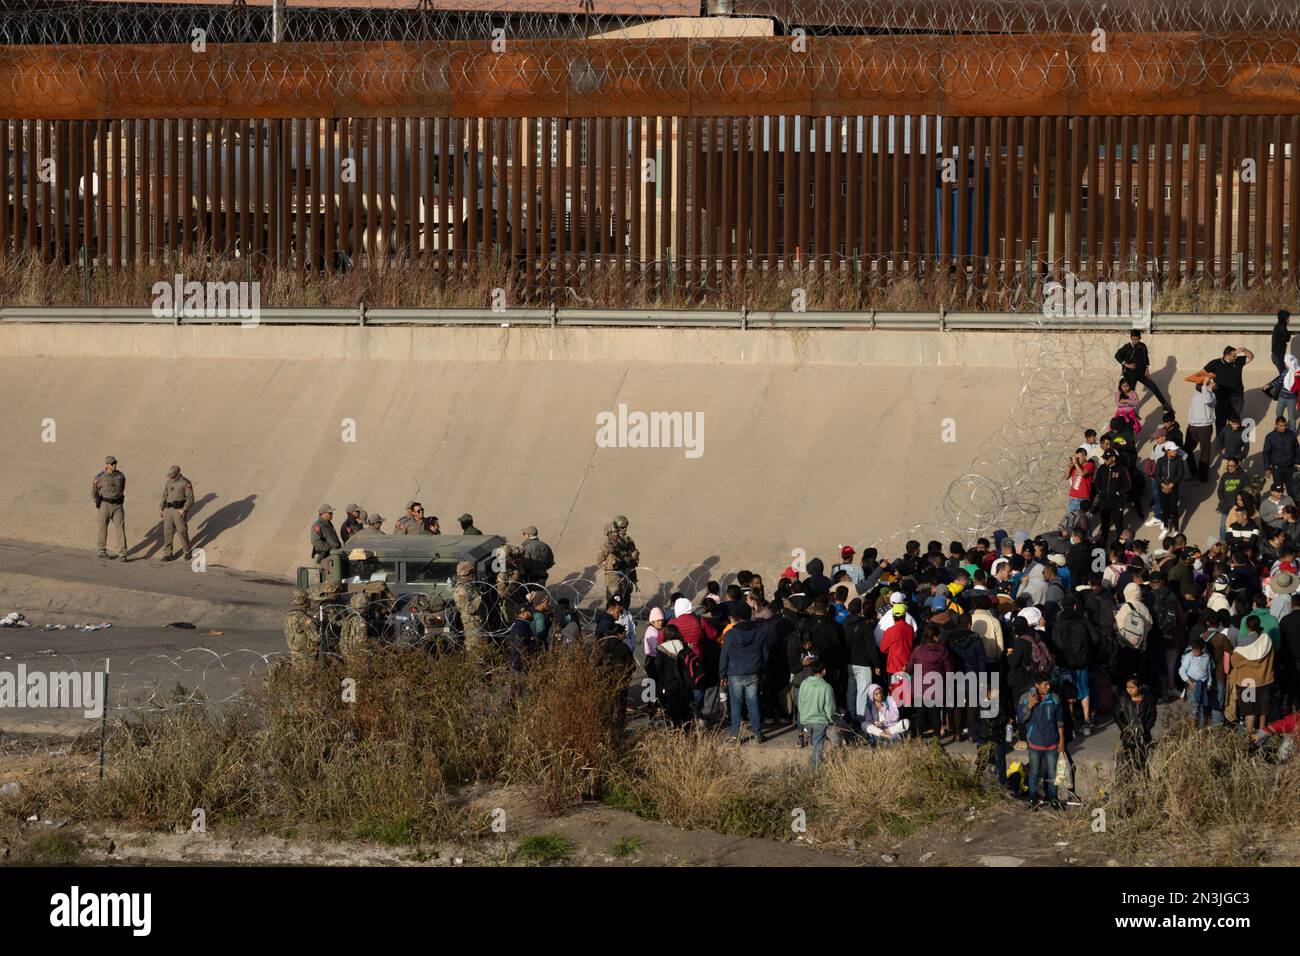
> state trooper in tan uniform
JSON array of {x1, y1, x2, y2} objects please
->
[
  {"x1": 91, "y1": 455, "x2": 128, "y2": 560},
  {"x1": 310, "y1": 505, "x2": 342, "y2": 578},
  {"x1": 393, "y1": 501, "x2": 433, "y2": 535},
  {"x1": 453, "y1": 559, "x2": 486, "y2": 655},
  {"x1": 365, "y1": 513, "x2": 386, "y2": 534},
  {"x1": 158, "y1": 465, "x2": 195, "y2": 562},
  {"x1": 284, "y1": 589, "x2": 321, "y2": 660}
]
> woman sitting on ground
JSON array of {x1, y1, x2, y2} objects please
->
[{"x1": 862, "y1": 683, "x2": 908, "y2": 742}]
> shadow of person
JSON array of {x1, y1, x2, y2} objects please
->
[
  {"x1": 127, "y1": 492, "x2": 218, "y2": 559},
  {"x1": 1146, "y1": 355, "x2": 1179, "y2": 413},
  {"x1": 191, "y1": 494, "x2": 257, "y2": 550}
]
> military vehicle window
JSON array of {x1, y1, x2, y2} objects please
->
[
  {"x1": 342, "y1": 556, "x2": 398, "y2": 584},
  {"x1": 405, "y1": 560, "x2": 459, "y2": 585}
]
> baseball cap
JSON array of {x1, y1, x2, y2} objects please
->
[
  {"x1": 105, "y1": 455, "x2": 117, "y2": 465},
  {"x1": 318, "y1": 503, "x2": 334, "y2": 514},
  {"x1": 458, "y1": 513, "x2": 474, "y2": 523},
  {"x1": 781, "y1": 566, "x2": 799, "y2": 579},
  {"x1": 840, "y1": 545, "x2": 855, "y2": 558}
]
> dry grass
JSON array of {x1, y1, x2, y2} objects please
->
[
  {"x1": 3, "y1": 250, "x2": 1285, "y2": 312},
  {"x1": 503, "y1": 642, "x2": 628, "y2": 814},
  {"x1": 813, "y1": 739, "x2": 988, "y2": 839},
  {"x1": 0, "y1": 645, "x2": 624, "y2": 844},
  {"x1": 608, "y1": 730, "x2": 987, "y2": 843},
  {"x1": 1062, "y1": 724, "x2": 1300, "y2": 865}
]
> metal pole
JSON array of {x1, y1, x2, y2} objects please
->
[
  {"x1": 272, "y1": 0, "x2": 284, "y2": 43},
  {"x1": 98, "y1": 661, "x2": 109, "y2": 782}
]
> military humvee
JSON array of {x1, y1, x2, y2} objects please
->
[{"x1": 296, "y1": 533, "x2": 506, "y2": 604}]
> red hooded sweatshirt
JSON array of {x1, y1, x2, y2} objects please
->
[{"x1": 881, "y1": 619, "x2": 915, "y2": 674}]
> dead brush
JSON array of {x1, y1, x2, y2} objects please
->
[
  {"x1": 612, "y1": 727, "x2": 752, "y2": 831},
  {"x1": 503, "y1": 642, "x2": 628, "y2": 814},
  {"x1": 811, "y1": 739, "x2": 988, "y2": 840},
  {"x1": 1064, "y1": 724, "x2": 1300, "y2": 865}
]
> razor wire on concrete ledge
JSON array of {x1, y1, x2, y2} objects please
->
[{"x1": 4, "y1": 34, "x2": 1300, "y2": 117}]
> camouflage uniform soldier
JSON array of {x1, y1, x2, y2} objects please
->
[
  {"x1": 519, "y1": 526, "x2": 555, "y2": 585},
  {"x1": 365, "y1": 513, "x2": 385, "y2": 534},
  {"x1": 597, "y1": 524, "x2": 625, "y2": 604},
  {"x1": 453, "y1": 559, "x2": 486, "y2": 655},
  {"x1": 338, "y1": 591, "x2": 371, "y2": 661},
  {"x1": 314, "y1": 578, "x2": 347, "y2": 654},
  {"x1": 158, "y1": 465, "x2": 195, "y2": 561},
  {"x1": 613, "y1": 515, "x2": 639, "y2": 604},
  {"x1": 420, "y1": 594, "x2": 452, "y2": 653},
  {"x1": 91, "y1": 455, "x2": 128, "y2": 560},
  {"x1": 340, "y1": 504, "x2": 366, "y2": 543},
  {"x1": 284, "y1": 589, "x2": 321, "y2": 660},
  {"x1": 496, "y1": 544, "x2": 528, "y2": 622},
  {"x1": 310, "y1": 505, "x2": 342, "y2": 578}
]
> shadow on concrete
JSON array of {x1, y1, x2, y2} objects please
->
[
  {"x1": 191, "y1": 494, "x2": 258, "y2": 550},
  {"x1": 127, "y1": 492, "x2": 218, "y2": 560}
]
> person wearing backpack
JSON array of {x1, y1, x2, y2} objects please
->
[
  {"x1": 1114, "y1": 581, "x2": 1153, "y2": 687},
  {"x1": 1146, "y1": 572, "x2": 1185, "y2": 699},
  {"x1": 1053, "y1": 593, "x2": 1099, "y2": 734},
  {"x1": 652, "y1": 623, "x2": 692, "y2": 726}
]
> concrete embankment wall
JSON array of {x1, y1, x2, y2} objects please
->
[{"x1": 0, "y1": 324, "x2": 1277, "y2": 590}]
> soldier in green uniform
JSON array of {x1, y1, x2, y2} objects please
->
[
  {"x1": 597, "y1": 524, "x2": 625, "y2": 605},
  {"x1": 453, "y1": 559, "x2": 486, "y2": 656},
  {"x1": 496, "y1": 544, "x2": 528, "y2": 623},
  {"x1": 339, "y1": 591, "x2": 371, "y2": 661},
  {"x1": 284, "y1": 589, "x2": 320, "y2": 660},
  {"x1": 310, "y1": 505, "x2": 342, "y2": 578},
  {"x1": 520, "y1": 526, "x2": 555, "y2": 585},
  {"x1": 314, "y1": 578, "x2": 348, "y2": 655},
  {"x1": 612, "y1": 515, "x2": 639, "y2": 605},
  {"x1": 458, "y1": 513, "x2": 482, "y2": 535},
  {"x1": 91, "y1": 455, "x2": 128, "y2": 560},
  {"x1": 158, "y1": 465, "x2": 195, "y2": 562}
]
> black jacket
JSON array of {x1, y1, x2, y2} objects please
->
[
  {"x1": 1066, "y1": 541, "x2": 1093, "y2": 583},
  {"x1": 1053, "y1": 608, "x2": 1096, "y2": 669},
  {"x1": 1155, "y1": 455, "x2": 1187, "y2": 488},
  {"x1": 803, "y1": 557, "x2": 832, "y2": 597},
  {"x1": 1273, "y1": 320, "x2": 1292, "y2": 357},
  {"x1": 1115, "y1": 341, "x2": 1151, "y2": 375},
  {"x1": 1094, "y1": 464, "x2": 1131, "y2": 505},
  {"x1": 947, "y1": 627, "x2": 988, "y2": 674},
  {"x1": 844, "y1": 613, "x2": 884, "y2": 670},
  {"x1": 1263, "y1": 428, "x2": 1300, "y2": 470}
]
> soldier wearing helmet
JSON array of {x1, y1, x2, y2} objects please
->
[
  {"x1": 453, "y1": 559, "x2": 486, "y2": 655},
  {"x1": 284, "y1": 589, "x2": 320, "y2": 660}
]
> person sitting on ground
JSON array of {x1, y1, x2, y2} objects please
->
[{"x1": 862, "y1": 683, "x2": 908, "y2": 742}]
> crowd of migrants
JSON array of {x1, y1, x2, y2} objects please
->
[{"x1": 269, "y1": 319, "x2": 1300, "y2": 811}]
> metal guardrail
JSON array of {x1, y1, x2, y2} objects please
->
[{"x1": 0, "y1": 306, "x2": 1282, "y2": 332}]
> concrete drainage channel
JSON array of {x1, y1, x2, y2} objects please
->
[{"x1": 0, "y1": 306, "x2": 1281, "y2": 332}]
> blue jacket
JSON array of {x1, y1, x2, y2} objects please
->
[
  {"x1": 1016, "y1": 689, "x2": 1064, "y2": 750},
  {"x1": 720, "y1": 621, "x2": 768, "y2": 677}
]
